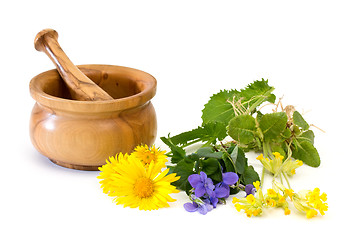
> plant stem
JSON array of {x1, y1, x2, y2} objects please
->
[
  {"x1": 282, "y1": 171, "x2": 291, "y2": 189},
  {"x1": 260, "y1": 167, "x2": 265, "y2": 190}
]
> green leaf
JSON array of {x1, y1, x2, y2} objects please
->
[
  {"x1": 228, "y1": 115, "x2": 256, "y2": 145},
  {"x1": 259, "y1": 112, "x2": 288, "y2": 141},
  {"x1": 293, "y1": 111, "x2": 309, "y2": 130},
  {"x1": 292, "y1": 141, "x2": 320, "y2": 167},
  {"x1": 196, "y1": 147, "x2": 223, "y2": 159},
  {"x1": 202, "y1": 89, "x2": 241, "y2": 125},
  {"x1": 160, "y1": 136, "x2": 186, "y2": 164},
  {"x1": 201, "y1": 80, "x2": 275, "y2": 125},
  {"x1": 297, "y1": 130, "x2": 315, "y2": 144},
  {"x1": 221, "y1": 153, "x2": 236, "y2": 173},
  {"x1": 239, "y1": 79, "x2": 276, "y2": 107},
  {"x1": 169, "y1": 122, "x2": 227, "y2": 146},
  {"x1": 230, "y1": 145, "x2": 248, "y2": 174},
  {"x1": 270, "y1": 143, "x2": 287, "y2": 158},
  {"x1": 169, "y1": 159, "x2": 195, "y2": 190},
  {"x1": 242, "y1": 165, "x2": 260, "y2": 185},
  {"x1": 201, "y1": 158, "x2": 223, "y2": 182}
]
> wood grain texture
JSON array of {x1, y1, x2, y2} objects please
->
[
  {"x1": 34, "y1": 29, "x2": 113, "y2": 101},
  {"x1": 29, "y1": 65, "x2": 157, "y2": 170}
]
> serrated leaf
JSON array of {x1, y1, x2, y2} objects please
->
[
  {"x1": 228, "y1": 115, "x2": 256, "y2": 145},
  {"x1": 239, "y1": 79, "x2": 276, "y2": 106},
  {"x1": 259, "y1": 112, "x2": 288, "y2": 141},
  {"x1": 202, "y1": 89, "x2": 241, "y2": 124},
  {"x1": 293, "y1": 111, "x2": 309, "y2": 130},
  {"x1": 169, "y1": 122, "x2": 227, "y2": 146},
  {"x1": 230, "y1": 145, "x2": 248, "y2": 174},
  {"x1": 292, "y1": 141, "x2": 320, "y2": 167},
  {"x1": 201, "y1": 80, "x2": 275, "y2": 125}
]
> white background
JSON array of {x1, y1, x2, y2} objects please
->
[{"x1": 1, "y1": 0, "x2": 359, "y2": 239}]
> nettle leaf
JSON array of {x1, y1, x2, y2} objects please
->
[
  {"x1": 292, "y1": 141, "x2": 320, "y2": 167},
  {"x1": 230, "y1": 145, "x2": 248, "y2": 175},
  {"x1": 259, "y1": 112, "x2": 288, "y2": 141},
  {"x1": 239, "y1": 79, "x2": 276, "y2": 106},
  {"x1": 228, "y1": 115, "x2": 256, "y2": 145},
  {"x1": 169, "y1": 122, "x2": 227, "y2": 146},
  {"x1": 202, "y1": 89, "x2": 241, "y2": 125},
  {"x1": 293, "y1": 111, "x2": 309, "y2": 130}
]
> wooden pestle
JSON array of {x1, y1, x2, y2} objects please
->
[{"x1": 34, "y1": 29, "x2": 113, "y2": 101}]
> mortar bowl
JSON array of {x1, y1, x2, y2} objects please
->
[{"x1": 29, "y1": 64, "x2": 157, "y2": 170}]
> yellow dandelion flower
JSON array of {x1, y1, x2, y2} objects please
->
[
  {"x1": 101, "y1": 156, "x2": 179, "y2": 210},
  {"x1": 98, "y1": 153, "x2": 129, "y2": 195},
  {"x1": 132, "y1": 144, "x2": 167, "y2": 167}
]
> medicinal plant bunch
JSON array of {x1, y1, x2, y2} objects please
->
[
  {"x1": 162, "y1": 79, "x2": 327, "y2": 217},
  {"x1": 98, "y1": 145, "x2": 180, "y2": 210}
]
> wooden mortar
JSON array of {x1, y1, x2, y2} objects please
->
[{"x1": 29, "y1": 64, "x2": 157, "y2": 170}]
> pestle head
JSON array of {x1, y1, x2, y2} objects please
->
[{"x1": 34, "y1": 29, "x2": 59, "y2": 52}]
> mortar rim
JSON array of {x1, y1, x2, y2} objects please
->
[{"x1": 29, "y1": 64, "x2": 157, "y2": 113}]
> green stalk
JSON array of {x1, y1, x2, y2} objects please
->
[{"x1": 282, "y1": 171, "x2": 291, "y2": 189}]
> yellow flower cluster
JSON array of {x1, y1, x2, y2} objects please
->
[
  {"x1": 98, "y1": 145, "x2": 180, "y2": 210},
  {"x1": 233, "y1": 181, "x2": 261, "y2": 217},
  {"x1": 292, "y1": 187, "x2": 328, "y2": 218},
  {"x1": 233, "y1": 181, "x2": 328, "y2": 218},
  {"x1": 256, "y1": 152, "x2": 303, "y2": 176},
  {"x1": 233, "y1": 181, "x2": 291, "y2": 217}
]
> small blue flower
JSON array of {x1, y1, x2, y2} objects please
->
[
  {"x1": 245, "y1": 183, "x2": 257, "y2": 196},
  {"x1": 183, "y1": 195, "x2": 213, "y2": 215},
  {"x1": 188, "y1": 171, "x2": 215, "y2": 198},
  {"x1": 214, "y1": 172, "x2": 239, "y2": 199}
]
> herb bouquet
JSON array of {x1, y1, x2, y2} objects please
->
[{"x1": 161, "y1": 79, "x2": 327, "y2": 217}]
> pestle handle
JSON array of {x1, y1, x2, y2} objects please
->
[{"x1": 34, "y1": 29, "x2": 113, "y2": 101}]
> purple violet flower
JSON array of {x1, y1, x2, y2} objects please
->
[
  {"x1": 188, "y1": 171, "x2": 215, "y2": 198},
  {"x1": 183, "y1": 195, "x2": 213, "y2": 215},
  {"x1": 214, "y1": 172, "x2": 239, "y2": 199},
  {"x1": 245, "y1": 183, "x2": 257, "y2": 196}
]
